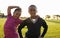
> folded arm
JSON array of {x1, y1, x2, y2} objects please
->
[
  {"x1": 41, "y1": 20, "x2": 48, "y2": 37},
  {"x1": 7, "y1": 6, "x2": 20, "y2": 15}
]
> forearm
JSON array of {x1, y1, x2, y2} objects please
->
[
  {"x1": 8, "y1": 6, "x2": 19, "y2": 9},
  {"x1": 18, "y1": 20, "x2": 27, "y2": 38},
  {"x1": 18, "y1": 25, "x2": 23, "y2": 38},
  {"x1": 41, "y1": 26, "x2": 48, "y2": 37},
  {"x1": 18, "y1": 31, "x2": 23, "y2": 38},
  {"x1": 18, "y1": 24, "x2": 26, "y2": 38}
]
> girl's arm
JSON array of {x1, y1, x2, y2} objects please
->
[
  {"x1": 41, "y1": 19, "x2": 48, "y2": 37},
  {"x1": 18, "y1": 20, "x2": 27, "y2": 38},
  {"x1": 7, "y1": 6, "x2": 20, "y2": 15}
]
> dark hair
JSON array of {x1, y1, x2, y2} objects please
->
[
  {"x1": 14, "y1": 8, "x2": 21, "y2": 13},
  {"x1": 29, "y1": 5, "x2": 37, "y2": 9}
]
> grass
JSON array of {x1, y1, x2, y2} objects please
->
[
  {"x1": 0, "y1": 18, "x2": 60, "y2": 38},
  {"x1": 0, "y1": 18, "x2": 6, "y2": 38},
  {"x1": 45, "y1": 20, "x2": 60, "y2": 38}
]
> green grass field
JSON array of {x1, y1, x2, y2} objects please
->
[{"x1": 0, "y1": 18, "x2": 60, "y2": 38}]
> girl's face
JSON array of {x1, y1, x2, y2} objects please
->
[
  {"x1": 13, "y1": 11, "x2": 21, "y2": 18},
  {"x1": 29, "y1": 8, "x2": 37, "y2": 17}
]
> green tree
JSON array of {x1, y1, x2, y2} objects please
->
[{"x1": 45, "y1": 15, "x2": 50, "y2": 20}]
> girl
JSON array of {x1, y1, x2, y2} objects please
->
[
  {"x1": 18, "y1": 5, "x2": 48, "y2": 38},
  {"x1": 4, "y1": 6, "x2": 22, "y2": 38}
]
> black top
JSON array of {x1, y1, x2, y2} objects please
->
[{"x1": 18, "y1": 17, "x2": 48, "y2": 38}]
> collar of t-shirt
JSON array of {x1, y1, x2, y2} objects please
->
[{"x1": 31, "y1": 19, "x2": 37, "y2": 23}]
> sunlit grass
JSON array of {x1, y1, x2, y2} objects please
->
[
  {"x1": 0, "y1": 18, "x2": 60, "y2": 38},
  {"x1": 0, "y1": 18, "x2": 6, "y2": 38}
]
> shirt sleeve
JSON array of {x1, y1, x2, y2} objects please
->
[
  {"x1": 18, "y1": 20, "x2": 27, "y2": 38},
  {"x1": 41, "y1": 19, "x2": 48, "y2": 37},
  {"x1": 18, "y1": 19, "x2": 23, "y2": 24}
]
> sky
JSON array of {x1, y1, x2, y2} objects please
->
[{"x1": 0, "y1": 0, "x2": 60, "y2": 18}]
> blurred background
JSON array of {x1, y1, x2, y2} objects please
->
[{"x1": 0, "y1": 0, "x2": 60, "y2": 38}]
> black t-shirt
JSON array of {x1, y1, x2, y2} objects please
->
[{"x1": 18, "y1": 17, "x2": 48, "y2": 38}]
